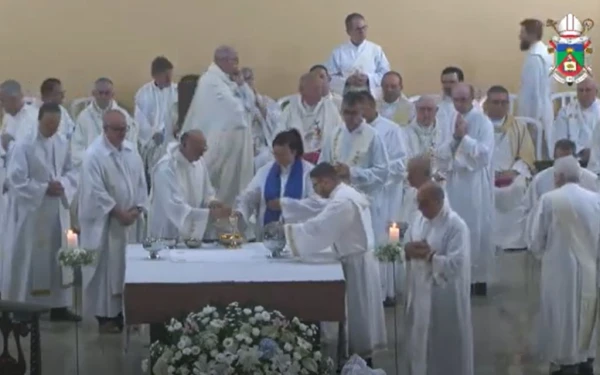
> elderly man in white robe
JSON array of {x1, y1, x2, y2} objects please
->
[
  {"x1": 134, "y1": 56, "x2": 178, "y2": 181},
  {"x1": 485, "y1": 85, "x2": 536, "y2": 251},
  {"x1": 530, "y1": 155, "x2": 600, "y2": 375},
  {"x1": 283, "y1": 162, "x2": 386, "y2": 367},
  {"x1": 79, "y1": 109, "x2": 148, "y2": 334},
  {"x1": 359, "y1": 91, "x2": 406, "y2": 306},
  {"x1": 524, "y1": 139, "x2": 599, "y2": 241},
  {"x1": 376, "y1": 71, "x2": 414, "y2": 125},
  {"x1": 1, "y1": 103, "x2": 79, "y2": 322},
  {"x1": 554, "y1": 78, "x2": 599, "y2": 165},
  {"x1": 235, "y1": 129, "x2": 314, "y2": 240},
  {"x1": 0, "y1": 80, "x2": 39, "y2": 161},
  {"x1": 309, "y1": 64, "x2": 343, "y2": 109},
  {"x1": 279, "y1": 72, "x2": 342, "y2": 164},
  {"x1": 517, "y1": 19, "x2": 554, "y2": 155},
  {"x1": 403, "y1": 96, "x2": 450, "y2": 164},
  {"x1": 149, "y1": 130, "x2": 231, "y2": 240},
  {"x1": 39, "y1": 78, "x2": 76, "y2": 140},
  {"x1": 405, "y1": 182, "x2": 473, "y2": 375},
  {"x1": 325, "y1": 13, "x2": 390, "y2": 96},
  {"x1": 240, "y1": 67, "x2": 281, "y2": 171},
  {"x1": 181, "y1": 46, "x2": 254, "y2": 210},
  {"x1": 435, "y1": 82, "x2": 494, "y2": 296}
]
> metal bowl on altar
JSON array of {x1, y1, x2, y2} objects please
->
[
  {"x1": 183, "y1": 238, "x2": 202, "y2": 249},
  {"x1": 142, "y1": 238, "x2": 162, "y2": 260},
  {"x1": 263, "y1": 222, "x2": 287, "y2": 258},
  {"x1": 160, "y1": 238, "x2": 177, "y2": 249},
  {"x1": 218, "y1": 233, "x2": 244, "y2": 248}
]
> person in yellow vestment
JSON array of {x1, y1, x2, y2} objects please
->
[
  {"x1": 376, "y1": 71, "x2": 414, "y2": 126},
  {"x1": 484, "y1": 85, "x2": 535, "y2": 251}
]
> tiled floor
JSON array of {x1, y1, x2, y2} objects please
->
[{"x1": 6, "y1": 252, "x2": 597, "y2": 374}]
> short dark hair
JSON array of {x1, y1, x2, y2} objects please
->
[
  {"x1": 520, "y1": 19, "x2": 543, "y2": 40},
  {"x1": 382, "y1": 71, "x2": 402, "y2": 82},
  {"x1": 358, "y1": 90, "x2": 376, "y2": 105},
  {"x1": 177, "y1": 74, "x2": 200, "y2": 130},
  {"x1": 554, "y1": 139, "x2": 576, "y2": 156},
  {"x1": 342, "y1": 91, "x2": 364, "y2": 107},
  {"x1": 38, "y1": 102, "x2": 61, "y2": 120},
  {"x1": 272, "y1": 129, "x2": 305, "y2": 157},
  {"x1": 151, "y1": 56, "x2": 174, "y2": 76},
  {"x1": 310, "y1": 162, "x2": 339, "y2": 180},
  {"x1": 40, "y1": 78, "x2": 61, "y2": 97},
  {"x1": 441, "y1": 67, "x2": 464, "y2": 82},
  {"x1": 487, "y1": 85, "x2": 509, "y2": 96},
  {"x1": 309, "y1": 65, "x2": 328, "y2": 74},
  {"x1": 344, "y1": 13, "x2": 364, "y2": 30}
]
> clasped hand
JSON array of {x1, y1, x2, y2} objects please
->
[
  {"x1": 405, "y1": 241, "x2": 433, "y2": 260},
  {"x1": 453, "y1": 114, "x2": 467, "y2": 139},
  {"x1": 208, "y1": 201, "x2": 232, "y2": 219},
  {"x1": 152, "y1": 132, "x2": 164, "y2": 146},
  {"x1": 113, "y1": 207, "x2": 140, "y2": 226},
  {"x1": 46, "y1": 180, "x2": 64, "y2": 197}
]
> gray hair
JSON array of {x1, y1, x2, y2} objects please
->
[
  {"x1": 214, "y1": 45, "x2": 237, "y2": 61},
  {"x1": 415, "y1": 95, "x2": 438, "y2": 108},
  {"x1": 554, "y1": 155, "x2": 581, "y2": 183},
  {"x1": 0, "y1": 80, "x2": 22, "y2": 97}
]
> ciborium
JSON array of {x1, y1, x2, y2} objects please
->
[
  {"x1": 217, "y1": 215, "x2": 243, "y2": 249},
  {"x1": 142, "y1": 238, "x2": 162, "y2": 260}
]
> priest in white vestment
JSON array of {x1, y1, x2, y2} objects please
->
[
  {"x1": 39, "y1": 78, "x2": 76, "y2": 139},
  {"x1": 403, "y1": 96, "x2": 450, "y2": 164},
  {"x1": 309, "y1": 64, "x2": 343, "y2": 110},
  {"x1": 485, "y1": 85, "x2": 536, "y2": 251},
  {"x1": 325, "y1": 13, "x2": 390, "y2": 95},
  {"x1": 235, "y1": 129, "x2": 314, "y2": 240},
  {"x1": 170, "y1": 74, "x2": 200, "y2": 139},
  {"x1": 376, "y1": 71, "x2": 414, "y2": 126},
  {"x1": 435, "y1": 83, "x2": 494, "y2": 296},
  {"x1": 180, "y1": 46, "x2": 254, "y2": 208},
  {"x1": 517, "y1": 19, "x2": 554, "y2": 154},
  {"x1": 524, "y1": 140, "x2": 599, "y2": 245},
  {"x1": 240, "y1": 67, "x2": 281, "y2": 171},
  {"x1": 134, "y1": 56, "x2": 178, "y2": 180},
  {"x1": 404, "y1": 182, "x2": 473, "y2": 375},
  {"x1": 279, "y1": 72, "x2": 342, "y2": 164},
  {"x1": 530, "y1": 155, "x2": 600, "y2": 375},
  {"x1": 149, "y1": 130, "x2": 231, "y2": 240},
  {"x1": 436, "y1": 67, "x2": 481, "y2": 131},
  {"x1": 1, "y1": 103, "x2": 79, "y2": 321},
  {"x1": 0, "y1": 80, "x2": 39, "y2": 161},
  {"x1": 78, "y1": 110, "x2": 148, "y2": 334},
  {"x1": 554, "y1": 78, "x2": 599, "y2": 165},
  {"x1": 72, "y1": 78, "x2": 139, "y2": 167},
  {"x1": 283, "y1": 162, "x2": 386, "y2": 365},
  {"x1": 360, "y1": 91, "x2": 406, "y2": 305}
]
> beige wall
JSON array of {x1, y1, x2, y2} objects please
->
[{"x1": 0, "y1": 0, "x2": 598, "y2": 107}]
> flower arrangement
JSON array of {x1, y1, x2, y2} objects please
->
[
  {"x1": 57, "y1": 247, "x2": 95, "y2": 268},
  {"x1": 145, "y1": 302, "x2": 334, "y2": 375},
  {"x1": 374, "y1": 243, "x2": 404, "y2": 263}
]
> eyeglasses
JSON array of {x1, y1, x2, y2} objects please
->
[
  {"x1": 489, "y1": 100, "x2": 509, "y2": 105},
  {"x1": 106, "y1": 125, "x2": 129, "y2": 134}
]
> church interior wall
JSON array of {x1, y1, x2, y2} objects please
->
[{"x1": 0, "y1": 0, "x2": 597, "y2": 107}]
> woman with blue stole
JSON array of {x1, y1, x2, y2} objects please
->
[{"x1": 234, "y1": 129, "x2": 314, "y2": 240}]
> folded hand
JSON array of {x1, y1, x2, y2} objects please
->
[
  {"x1": 405, "y1": 241, "x2": 431, "y2": 260},
  {"x1": 46, "y1": 180, "x2": 64, "y2": 197},
  {"x1": 266, "y1": 199, "x2": 281, "y2": 211}
]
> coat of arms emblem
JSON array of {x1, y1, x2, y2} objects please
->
[{"x1": 546, "y1": 14, "x2": 594, "y2": 85}]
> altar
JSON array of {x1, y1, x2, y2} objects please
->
[{"x1": 123, "y1": 242, "x2": 346, "y2": 326}]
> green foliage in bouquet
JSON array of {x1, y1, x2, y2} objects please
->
[{"x1": 374, "y1": 243, "x2": 404, "y2": 263}]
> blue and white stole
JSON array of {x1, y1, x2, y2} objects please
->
[{"x1": 263, "y1": 158, "x2": 304, "y2": 225}]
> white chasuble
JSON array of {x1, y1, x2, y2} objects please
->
[
  {"x1": 78, "y1": 136, "x2": 148, "y2": 318},
  {"x1": 1, "y1": 104, "x2": 39, "y2": 159},
  {"x1": 251, "y1": 92, "x2": 281, "y2": 171},
  {"x1": 148, "y1": 144, "x2": 216, "y2": 240},
  {"x1": 325, "y1": 40, "x2": 391, "y2": 95},
  {"x1": 530, "y1": 183, "x2": 600, "y2": 365},
  {"x1": 283, "y1": 183, "x2": 387, "y2": 358},
  {"x1": 1, "y1": 132, "x2": 77, "y2": 307},
  {"x1": 405, "y1": 206, "x2": 473, "y2": 375},
  {"x1": 180, "y1": 63, "x2": 253, "y2": 207},
  {"x1": 435, "y1": 109, "x2": 495, "y2": 283},
  {"x1": 134, "y1": 81, "x2": 178, "y2": 146},
  {"x1": 377, "y1": 97, "x2": 415, "y2": 126},
  {"x1": 279, "y1": 94, "x2": 342, "y2": 153},
  {"x1": 553, "y1": 99, "x2": 600, "y2": 156}
]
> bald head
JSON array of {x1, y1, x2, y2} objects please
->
[
  {"x1": 407, "y1": 155, "x2": 432, "y2": 189},
  {"x1": 299, "y1": 73, "x2": 323, "y2": 106},
  {"x1": 418, "y1": 181, "x2": 445, "y2": 201},
  {"x1": 417, "y1": 181, "x2": 445, "y2": 219},
  {"x1": 577, "y1": 77, "x2": 598, "y2": 108},
  {"x1": 0, "y1": 79, "x2": 24, "y2": 115},
  {"x1": 451, "y1": 83, "x2": 475, "y2": 114},
  {"x1": 180, "y1": 129, "x2": 207, "y2": 162},
  {"x1": 103, "y1": 109, "x2": 127, "y2": 147},
  {"x1": 214, "y1": 45, "x2": 239, "y2": 75},
  {"x1": 554, "y1": 155, "x2": 581, "y2": 187}
]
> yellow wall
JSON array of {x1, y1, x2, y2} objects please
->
[{"x1": 0, "y1": 0, "x2": 598, "y2": 106}]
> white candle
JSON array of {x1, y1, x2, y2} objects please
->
[
  {"x1": 66, "y1": 230, "x2": 78, "y2": 249},
  {"x1": 388, "y1": 222, "x2": 400, "y2": 243}
]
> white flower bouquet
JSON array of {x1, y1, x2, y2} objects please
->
[
  {"x1": 145, "y1": 302, "x2": 334, "y2": 375},
  {"x1": 57, "y1": 247, "x2": 95, "y2": 268},
  {"x1": 374, "y1": 243, "x2": 404, "y2": 263}
]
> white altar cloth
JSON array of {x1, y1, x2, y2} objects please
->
[{"x1": 125, "y1": 242, "x2": 345, "y2": 284}]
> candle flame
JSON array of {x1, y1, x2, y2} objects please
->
[
  {"x1": 67, "y1": 229, "x2": 74, "y2": 235},
  {"x1": 391, "y1": 222, "x2": 398, "y2": 229}
]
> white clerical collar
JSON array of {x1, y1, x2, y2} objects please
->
[
  {"x1": 367, "y1": 114, "x2": 381, "y2": 125},
  {"x1": 382, "y1": 97, "x2": 400, "y2": 106},
  {"x1": 428, "y1": 204, "x2": 450, "y2": 225},
  {"x1": 102, "y1": 135, "x2": 132, "y2": 155},
  {"x1": 302, "y1": 100, "x2": 317, "y2": 111},
  {"x1": 490, "y1": 116, "x2": 505, "y2": 127},
  {"x1": 36, "y1": 130, "x2": 53, "y2": 143},
  {"x1": 344, "y1": 121, "x2": 366, "y2": 135},
  {"x1": 348, "y1": 40, "x2": 366, "y2": 49}
]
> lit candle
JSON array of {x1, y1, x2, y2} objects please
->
[
  {"x1": 388, "y1": 222, "x2": 400, "y2": 243},
  {"x1": 66, "y1": 229, "x2": 78, "y2": 249}
]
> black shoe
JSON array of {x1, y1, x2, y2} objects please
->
[
  {"x1": 471, "y1": 282, "x2": 487, "y2": 297},
  {"x1": 561, "y1": 364, "x2": 580, "y2": 375},
  {"x1": 383, "y1": 297, "x2": 396, "y2": 307},
  {"x1": 364, "y1": 357, "x2": 373, "y2": 368},
  {"x1": 579, "y1": 358, "x2": 595, "y2": 375},
  {"x1": 50, "y1": 308, "x2": 81, "y2": 322}
]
